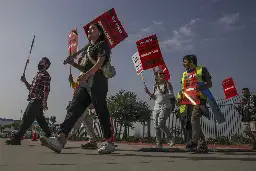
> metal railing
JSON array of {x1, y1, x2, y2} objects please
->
[{"x1": 69, "y1": 95, "x2": 246, "y2": 140}]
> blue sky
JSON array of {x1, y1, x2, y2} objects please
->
[{"x1": 0, "y1": 0, "x2": 255, "y2": 122}]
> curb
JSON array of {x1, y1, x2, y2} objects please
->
[{"x1": 68, "y1": 140, "x2": 252, "y2": 149}]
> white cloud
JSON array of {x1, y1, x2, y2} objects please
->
[
  {"x1": 216, "y1": 13, "x2": 243, "y2": 31},
  {"x1": 126, "y1": 20, "x2": 164, "y2": 42},
  {"x1": 160, "y1": 18, "x2": 200, "y2": 52},
  {"x1": 218, "y1": 13, "x2": 240, "y2": 25},
  {"x1": 140, "y1": 20, "x2": 164, "y2": 33}
]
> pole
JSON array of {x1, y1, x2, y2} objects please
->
[{"x1": 23, "y1": 34, "x2": 35, "y2": 76}]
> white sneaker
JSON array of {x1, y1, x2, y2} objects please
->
[
  {"x1": 97, "y1": 142, "x2": 115, "y2": 154},
  {"x1": 40, "y1": 136, "x2": 62, "y2": 153},
  {"x1": 168, "y1": 137, "x2": 176, "y2": 147}
]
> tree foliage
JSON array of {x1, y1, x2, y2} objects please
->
[{"x1": 107, "y1": 89, "x2": 151, "y2": 140}]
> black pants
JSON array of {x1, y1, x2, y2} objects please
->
[
  {"x1": 179, "y1": 115, "x2": 192, "y2": 143},
  {"x1": 16, "y1": 100, "x2": 51, "y2": 138},
  {"x1": 60, "y1": 86, "x2": 112, "y2": 140}
]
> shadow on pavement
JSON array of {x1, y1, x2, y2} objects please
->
[
  {"x1": 137, "y1": 147, "x2": 256, "y2": 153},
  {"x1": 63, "y1": 147, "x2": 81, "y2": 149},
  {"x1": 38, "y1": 164, "x2": 77, "y2": 166},
  {"x1": 105, "y1": 153, "x2": 256, "y2": 162}
]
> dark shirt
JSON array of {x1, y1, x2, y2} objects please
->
[
  {"x1": 28, "y1": 71, "x2": 51, "y2": 101},
  {"x1": 79, "y1": 40, "x2": 110, "y2": 94},
  {"x1": 237, "y1": 95, "x2": 256, "y2": 122},
  {"x1": 81, "y1": 41, "x2": 111, "y2": 72}
]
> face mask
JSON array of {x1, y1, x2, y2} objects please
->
[
  {"x1": 38, "y1": 64, "x2": 45, "y2": 71},
  {"x1": 243, "y1": 94, "x2": 249, "y2": 99}
]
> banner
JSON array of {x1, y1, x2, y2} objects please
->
[
  {"x1": 181, "y1": 70, "x2": 200, "y2": 105},
  {"x1": 83, "y1": 8, "x2": 128, "y2": 49},
  {"x1": 132, "y1": 52, "x2": 143, "y2": 75},
  {"x1": 68, "y1": 28, "x2": 78, "y2": 58},
  {"x1": 222, "y1": 77, "x2": 238, "y2": 99},
  {"x1": 158, "y1": 63, "x2": 170, "y2": 81},
  {"x1": 136, "y1": 34, "x2": 164, "y2": 70}
]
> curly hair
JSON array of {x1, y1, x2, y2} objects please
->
[{"x1": 42, "y1": 57, "x2": 51, "y2": 69}]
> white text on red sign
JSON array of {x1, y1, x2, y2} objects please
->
[{"x1": 141, "y1": 49, "x2": 159, "y2": 58}]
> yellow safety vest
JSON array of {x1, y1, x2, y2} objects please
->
[
  {"x1": 181, "y1": 66, "x2": 207, "y2": 100},
  {"x1": 177, "y1": 92, "x2": 186, "y2": 114}
]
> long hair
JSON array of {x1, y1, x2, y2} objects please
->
[
  {"x1": 153, "y1": 70, "x2": 167, "y2": 95},
  {"x1": 79, "y1": 23, "x2": 111, "y2": 62}
]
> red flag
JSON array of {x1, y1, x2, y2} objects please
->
[{"x1": 68, "y1": 28, "x2": 78, "y2": 59}]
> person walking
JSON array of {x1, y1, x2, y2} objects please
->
[
  {"x1": 177, "y1": 55, "x2": 212, "y2": 152},
  {"x1": 234, "y1": 88, "x2": 256, "y2": 149},
  {"x1": 5, "y1": 57, "x2": 52, "y2": 145},
  {"x1": 40, "y1": 23, "x2": 115, "y2": 154},
  {"x1": 144, "y1": 70, "x2": 176, "y2": 148}
]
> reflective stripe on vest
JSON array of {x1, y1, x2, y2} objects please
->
[{"x1": 181, "y1": 66, "x2": 207, "y2": 100}]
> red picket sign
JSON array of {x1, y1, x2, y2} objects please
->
[
  {"x1": 181, "y1": 70, "x2": 200, "y2": 105},
  {"x1": 136, "y1": 34, "x2": 164, "y2": 70},
  {"x1": 68, "y1": 28, "x2": 78, "y2": 59},
  {"x1": 83, "y1": 8, "x2": 128, "y2": 49},
  {"x1": 158, "y1": 63, "x2": 170, "y2": 81},
  {"x1": 222, "y1": 77, "x2": 238, "y2": 99}
]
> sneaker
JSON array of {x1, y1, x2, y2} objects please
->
[
  {"x1": 197, "y1": 143, "x2": 208, "y2": 153},
  {"x1": 168, "y1": 137, "x2": 176, "y2": 147},
  {"x1": 97, "y1": 142, "x2": 115, "y2": 154},
  {"x1": 5, "y1": 138, "x2": 21, "y2": 145},
  {"x1": 154, "y1": 143, "x2": 163, "y2": 148},
  {"x1": 41, "y1": 136, "x2": 65, "y2": 147},
  {"x1": 186, "y1": 141, "x2": 198, "y2": 150},
  {"x1": 40, "y1": 136, "x2": 63, "y2": 153},
  {"x1": 81, "y1": 141, "x2": 98, "y2": 149}
]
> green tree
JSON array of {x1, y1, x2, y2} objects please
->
[
  {"x1": 107, "y1": 89, "x2": 152, "y2": 140},
  {"x1": 135, "y1": 100, "x2": 152, "y2": 137},
  {"x1": 50, "y1": 116, "x2": 56, "y2": 125},
  {"x1": 0, "y1": 125, "x2": 4, "y2": 133},
  {"x1": 11, "y1": 121, "x2": 22, "y2": 130}
]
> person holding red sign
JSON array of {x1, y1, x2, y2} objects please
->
[
  {"x1": 234, "y1": 88, "x2": 256, "y2": 149},
  {"x1": 177, "y1": 55, "x2": 212, "y2": 152},
  {"x1": 144, "y1": 70, "x2": 176, "y2": 148},
  {"x1": 40, "y1": 23, "x2": 115, "y2": 154}
]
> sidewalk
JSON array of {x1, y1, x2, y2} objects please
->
[{"x1": 69, "y1": 140, "x2": 253, "y2": 150}]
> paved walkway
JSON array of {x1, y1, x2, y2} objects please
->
[{"x1": 0, "y1": 138, "x2": 256, "y2": 171}]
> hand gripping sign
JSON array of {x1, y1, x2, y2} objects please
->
[
  {"x1": 222, "y1": 77, "x2": 238, "y2": 99},
  {"x1": 83, "y1": 8, "x2": 128, "y2": 49},
  {"x1": 181, "y1": 70, "x2": 200, "y2": 105},
  {"x1": 132, "y1": 52, "x2": 143, "y2": 75},
  {"x1": 136, "y1": 34, "x2": 165, "y2": 70},
  {"x1": 68, "y1": 28, "x2": 78, "y2": 58},
  {"x1": 158, "y1": 63, "x2": 170, "y2": 81}
]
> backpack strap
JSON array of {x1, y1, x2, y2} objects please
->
[
  {"x1": 86, "y1": 47, "x2": 97, "y2": 65},
  {"x1": 86, "y1": 46, "x2": 111, "y2": 66}
]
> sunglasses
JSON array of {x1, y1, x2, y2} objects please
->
[{"x1": 158, "y1": 72, "x2": 164, "y2": 75}]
